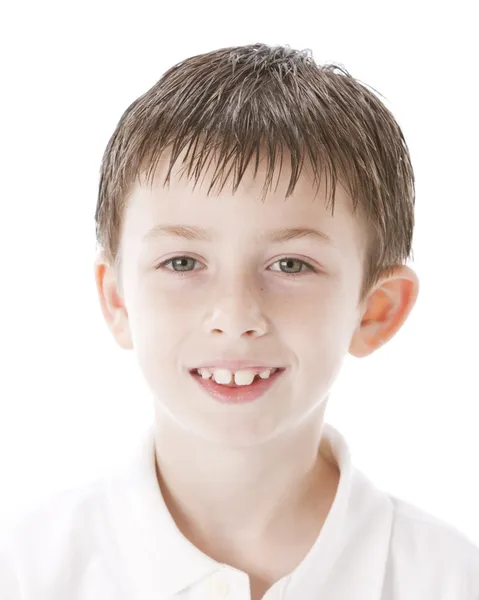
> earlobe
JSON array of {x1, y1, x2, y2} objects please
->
[
  {"x1": 349, "y1": 265, "x2": 419, "y2": 358},
  {"x1": 93, "y1": 258, "x2": 133, "y2": 350}
]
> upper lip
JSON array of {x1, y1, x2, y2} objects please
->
[{"x1": 189, "y1": 360, "x2": 286, "y2": 372}]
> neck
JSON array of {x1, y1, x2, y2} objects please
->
[{"x1": 152, "y1": 404, "x2": 339, "y2": 555}]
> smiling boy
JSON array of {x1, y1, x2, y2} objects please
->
[{"x1": 1, "y1": 43, "x2": 479, "y2": 600}]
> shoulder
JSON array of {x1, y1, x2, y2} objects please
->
[
  {"x1": 1, "y1": 478, "x2": 109, "y2": 550},
  {"x1": 0, "y1": 478, "x2": 120, "y2": 599},
  {"x1": 386, "y1": 494, "x2": 479, "y2": 598},
  {"x1": 390, "y1": 494, "x2": 479, "y2": 557}
]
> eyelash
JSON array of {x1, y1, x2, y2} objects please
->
[{"x1": 155, "y1": 255, "x2": 319, "y2": 279}]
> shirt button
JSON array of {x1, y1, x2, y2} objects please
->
[{"x1": 207, "y1": 573, "x2": 230, "y2": 599}]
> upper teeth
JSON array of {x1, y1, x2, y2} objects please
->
[{"x1": 196, "y1": 367, "x2": 278, "y2": 386}]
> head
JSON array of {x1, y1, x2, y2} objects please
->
[{"x1": 94, "y1": 43, "x2": 419, "y2": 447}]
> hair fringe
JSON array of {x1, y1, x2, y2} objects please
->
[{"x1": 95, "y1": 43, "x2": 415, "y2": 302}]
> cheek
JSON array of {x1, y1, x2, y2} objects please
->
[
  {"x1": 292, "y1": 292, "x2": 357, "y2": 371},
  {"x1": 127, "y1": 293, "x2": 191, "y2": 364}
]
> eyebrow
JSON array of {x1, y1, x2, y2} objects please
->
[{"x1": 142, "y1": 224, "x2": 334, "y2": 246}]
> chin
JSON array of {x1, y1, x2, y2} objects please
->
[{"x1": 160, "y1": 404, "x2": 292, "y2": 448}]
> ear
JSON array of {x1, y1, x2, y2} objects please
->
[
  {"x1": 93, "y1": 254, "x2": 133, "y2": 350},
  {"x1": 349, "y1": 265, "x2": 419, "y2": 358}
]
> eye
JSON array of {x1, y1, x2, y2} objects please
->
[
  {"x1": 157, "y1": 256, "x2": 200, "y2": 274},
  {"x1": 270, "y1": 257, "x2": 318, "y2": 277},
  {"x1": 156, "y1": 255, "x2": 319, "y2": 279}
]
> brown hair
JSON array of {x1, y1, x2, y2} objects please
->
[{"x1": 95, "y1": 43, "x2": 415, "y2": 303}]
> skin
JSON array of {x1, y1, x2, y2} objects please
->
[{"x1": 94, "y1": 149, "x2": 419, "y2": 598}]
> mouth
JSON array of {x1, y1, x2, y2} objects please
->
[
  {"x1": 189, "y1": 368, "x2": 286, "y2": 404},
  {"x1": 189, "y1": 367, "x2": 283, "y2": 386}
]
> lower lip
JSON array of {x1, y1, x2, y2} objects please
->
[{"x1": 190, "y1": 369, "x2": 285, "y2": 404}]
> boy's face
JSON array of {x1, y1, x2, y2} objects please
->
[{"x1": 98, "y1": 152, "x2": 373, "y2": 446}]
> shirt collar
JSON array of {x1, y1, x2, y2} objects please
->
[
  {"x1": 104, "y1": 422, "x2": 393, "y2": 600},
  {"x1": 282, "y1": 425, "x2": 394, "y2": 598},
  {"x1": 104, "y1": 425, "x2": 219, "y2": 599}
]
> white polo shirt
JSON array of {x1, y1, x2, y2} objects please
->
[{"x1": 1, "y1": 422, "x2": 479, "y2": 599}]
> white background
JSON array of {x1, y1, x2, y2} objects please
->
[{"x1": 0, "y1": 0, "x2": 478, "y2": 546}]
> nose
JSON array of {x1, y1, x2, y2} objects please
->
[{"x1": 204, "y1": 277, "x2": 269, "y2": 338}]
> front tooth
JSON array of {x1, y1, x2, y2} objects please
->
[
  {"x1": 233, "y1": 370, "x2": 256, "y2": 386},
  {"x1": 211, "y1": 369, "x2": 257, "y2": 386},
  {"x1": 212, "y1": 369, "x2": 233, "y2": 384}
]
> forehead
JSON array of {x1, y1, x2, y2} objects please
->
[{"x1": 123, "y1": 146, "x2": 367, "y2": 255}]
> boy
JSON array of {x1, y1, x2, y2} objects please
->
[{"x1": 1, "y1": 43, "x2": 478, "y2": 599}]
